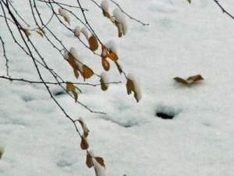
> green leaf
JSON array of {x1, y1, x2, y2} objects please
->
[{"x1": 187, "y1": 0, "x2": 191, "y2": 4}]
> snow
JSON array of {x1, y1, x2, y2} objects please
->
[
  {"x1": 74, "y1": 26, "x2": 81, "y2": 37},
  {"x1": 1, "y1": 0, "x2": 234, "y2": 176},
  {"x1": 100, "y1": 0, "x2": 109, "y2": 13}
]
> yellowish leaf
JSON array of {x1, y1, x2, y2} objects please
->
[
  {"x1": 88, "y1": 35, "x2": 99, "y2": 51},
  {"x1": 23, "y1": 29, "x2": 31, "y2": 37},
  {"x1": 36, "y1": 30, "x2": 44, "y2": 37},
  {"x1": 66, "y1": 82, "x2": 78, "y2": 101}
]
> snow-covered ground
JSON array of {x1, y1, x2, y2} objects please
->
[{"x1": 1, "y1": 0, "x2": 234, "y2": 176}]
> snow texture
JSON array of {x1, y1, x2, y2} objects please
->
[
  {"x1": 100, "y1": 0, "x2": 109, "y2": 13},
  {"x1": 1, "y1": 0, "x2": 234, "y2": 176}
]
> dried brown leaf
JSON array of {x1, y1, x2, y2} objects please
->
[
  {"x1": 82, "y1": 65, "x2": 94, "y2": 80},
  {"x1": 115, "y1": 21, "x2": 123, "y2": 38},
  {"x1": 108, "y1": 51, "x2": 118, "y2": 61},
  {"x1": 126, "y1": 78, "x2": 134, "y2": 95},
  {"x1": 101, "y1": 57, "x2": 110, "y2": 71},
  {"x1": 174, "y1": 74, "x2": 204, "y2": 86},
  {"x1": 95, "y1": 157, "x2": 105, "y2": 168},
  {"x1": 80, "y1": 136, "x2": 89, "y2": 150},
  {"x1": 89, "y1": 35, "x2": 99, "y2": 51},
  {"x1": 86, "y1": 153, "x2": 94, "y2": 168}
]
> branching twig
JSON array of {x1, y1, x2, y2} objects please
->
[
  {"x1": 0, "y1": 37, "x2": 10, "y2": 76},
  {"x1": 109, "y1": 0, "x2": 149, "y2": 26},
  {"x1": 213, "y1": 0, "x2": 234, "y2": 20}
]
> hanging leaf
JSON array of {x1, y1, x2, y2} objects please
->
[
  {"x1": 101, "y1": 0, "x2": 110, "y2": 19},
  {"x1": 86, "y1": 153, "x2": 94, "y2": 168},
  {"x1": 95, "y1": 157, "x2": 105, "y2": 168},
  {"x1": 80, "y1": 136, "x2": 89, "y2": 150},
  {"x1": 115, "y1": 21, "x2": 123, "y2": 37},
  {"x1": 108, "y1": 51, "x2": 118, "y2": 61},
  {"x1": 65, "y1": 52, "x2": 80, "y2": 79},
  {"x1": 126, "y1": 77, "x2": 141, "y2": 102},
  {"x1": 88, "y1": 35, "x2": 99, "y2": 51},
  {"x1": 66, "y1": 81, "x2": 78, "y2": 101},
  {"x1": 78, "y1": 118, "x2": 90, "y2": 138},
  {"x1": 174, "y1": 74, "x2": 204, "y2": 86},
  {"x1": 103, "y1": 10, "x2": 111, "y2": 19},
  {"x1": 126, "y1": 78, "x2": 134, "y2": 95},
  {"x1": 82, "y1": 65, "x2": 94, "y2": 80},
  {"x1": 101, "y1": 57, "x2": 110, "y2": 71},
  {"x1": 101, "y1": 45, "x2": 108, "y2": 58},
  {"x1": 187, "y1": 0, "x2": 191, "y2": 4},
  {"x1": 58, "y1": 8, "x2": 71, "y2": 25},
  {"x1": 100, "y1": 78, "x2": 108, "y2": 91}
]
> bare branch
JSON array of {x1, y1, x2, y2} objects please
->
[
  {"x1": 214, "y1": 0, "x2": 234, "y2": 20},
  {"x1": 0, "y1": 37, "x2": 10, "y2": 76}
]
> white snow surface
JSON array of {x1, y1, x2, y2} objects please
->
[{"x1": 1, "y1": 0, "x2": 234, "y2": 176}]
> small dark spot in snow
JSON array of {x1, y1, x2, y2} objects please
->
[
  {"x1": 155, "y1": 104, "x2": 180, "y2": 120},
  {"x1": 53, "y1": 90, "x2": 66, "y2": 96},
  {"x1": 156, "y1": 112, "x2": 174, "y2": 119}
]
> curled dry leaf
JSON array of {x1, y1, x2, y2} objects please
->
[
  {"x1": 174, "y1": 74, "x2": 204, "y2": 86},
  {"x1": 88, "y1": 35, "x2": 99, "y2": 51},
  {"x1": 95, "y1": 157, "x2": 105, "y2": 168},
  {"x1": 58, "y1": 8, "x2": 71, "y2": 25},
  {"x1": 66, "y1": 54, "x2": 79, "y2": 78},
  {"x1": 80, "y1": 136, "x2": 89, "y2": 150},
  {"x1": 86, "y1": 152, "x2": 94, "y2": 168},
  {"x1": 115, "y1": 21, "x2": 123, "y2": 38},
  {"x1": 78, "y1": 118, "x2": 90, "y2": 138},
  {"x1": 126, "y1": 77, "x2": 141, "y2": 102}
]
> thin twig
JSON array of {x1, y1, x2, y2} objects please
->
[
  {"x1": 0, "y1": 36, "x2": 10, "y2": 76},
  {"x1": 109, "y1": 0, "x2": 149, "y2": 26},
  {"x1": 213, "y1": 0, "x2": 234, "y2": 20}
]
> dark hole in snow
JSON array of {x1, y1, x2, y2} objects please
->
[
  {"x1": 155, "y1": 104, "x2": 180, "y2": 120},
  {"x1": 156, "y1": 112, "x2": 174, "y2": 119}
]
